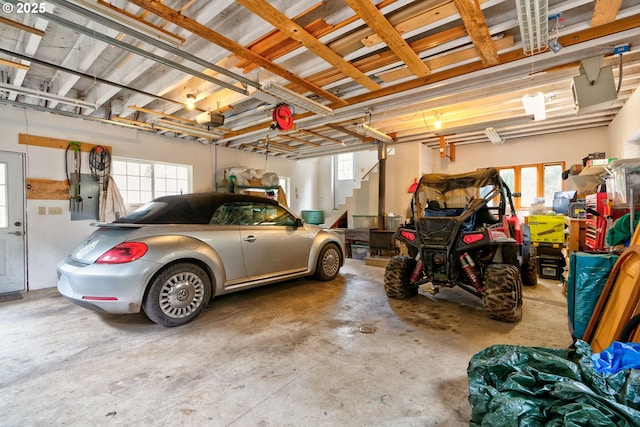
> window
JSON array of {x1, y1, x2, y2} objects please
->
[
  {"x1": 336, "y1": 153, "x2": 353, "y2": 180},
  {"x1": 493, "y1": 162, "x2": 565, "y2": 209},
  {"x1": 112, "y1": 158, "x2": 192, "y2": 205},
  {"x1": 212, "y1": 202, "x2": 296, "y2": 226}
]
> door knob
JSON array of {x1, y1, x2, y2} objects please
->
[{"x1": 8, "y1": 231, "x2": 22, "y2": 236}]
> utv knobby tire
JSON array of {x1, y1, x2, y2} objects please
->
[
  {"x1": 520, "y1": 245, "x2": 538, "y2": 287},
  {"x1": 384, "y1": 255, "x2": 418, "y2": 299},
  {"x1": 482, "y1": 264, "x2": 523, "y2": 323}
]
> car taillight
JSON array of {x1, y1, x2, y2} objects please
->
[
  {"x1": 400, "y1": 230, "x2": 416, "y2": 241},
  {"x1": 96, "y1": 242, "x2": 148, "y2": 264}
]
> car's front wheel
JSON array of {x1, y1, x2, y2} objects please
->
[
  {"x1": 313, "y1": 244, "x2": 342, "y2": 281},
  {"x1": 143, "y1": 262, "x2": 212, "y2": 327}
]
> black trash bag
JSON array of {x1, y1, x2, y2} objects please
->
[{"x1": 467, "y1": 340, "x2": 640, "y2": 426}]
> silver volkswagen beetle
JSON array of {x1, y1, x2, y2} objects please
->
[{"x1": 57, "y1": 192, "x2": 344, "y2": 326}]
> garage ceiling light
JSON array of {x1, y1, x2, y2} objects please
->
[
  {"x1": 355, "y1": 123, "x2": 394, "y2": 144},
  {"x1": 515, "y1": 0, "x2": 549, "y2": 55},
  {"x1": 484, "y1": 127, "x2": 505, "y2": 144}
]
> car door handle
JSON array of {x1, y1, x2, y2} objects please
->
[
  {"x1": 8, "y1": 231, "x2": 22, "y2": 236},
  {"x1": 243, "y1": 235, "x2": 256, "y2": 243}
]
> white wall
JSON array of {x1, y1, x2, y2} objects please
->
[
  {"x1": 0, "y1": 105, "x2": 316, "y2": 290},
  {"x1": 430, "y1": 127, "x2": 611, "y2": 175},
  {"x1": 609, "y1": 85, "x2": 640, "y2": 159}
]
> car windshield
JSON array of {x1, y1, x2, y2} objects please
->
[{"x1": 115, "y1": 196, "x2": 216, "y2": 224}]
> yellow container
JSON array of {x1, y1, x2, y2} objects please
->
[{"x1": 529, "y1": 215, "x2": 565, "y2": 244}]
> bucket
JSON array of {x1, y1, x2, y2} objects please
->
[{"x1": 386, "y1": 214, "x2": 402, "y2": 231}]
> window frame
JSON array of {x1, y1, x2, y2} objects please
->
[
  {"x1": 492, "y1": 162, "x2": 565, "y2": 210},
  {"x1": 336, "y1": 152, "x2": 354, "y2": 181},
  {"x1": 112, "y1": 157, "x2": 193, "y2": 206}
]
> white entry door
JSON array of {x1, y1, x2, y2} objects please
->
[{"x1": 0, "y1": 152, "x2": 26, "y2": 293}]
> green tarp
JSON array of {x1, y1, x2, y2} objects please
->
[{"x1": 468, "y1": 340, "x2": 640, "y2": 426}]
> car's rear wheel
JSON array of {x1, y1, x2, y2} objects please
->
[
  {"x1": 482, "y1": 264, "x2": 522, "y2": 323},
  {"x1": 314, "y1": 244, "x2": 342, "y2": 281},
  {"x1": 143, "y1": 263, "x2": 212, "y2": 327},
  {"x1": 520, "y1": 245, "x2": 538, "y2": 287},
  {"x1": 384, "y1": 255, "x2": 418, "y2": 299}
]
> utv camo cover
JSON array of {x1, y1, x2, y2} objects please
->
[{"x1": 384, "y1": 167, "x2": 537, "y2": 322}]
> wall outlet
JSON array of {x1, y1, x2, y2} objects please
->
[
  {"x1": 48, "y1": 207, "x2": 63, "y2": 215},
  {"x1": 38, "y1": 206, "x2": 46, "y2": 215}
]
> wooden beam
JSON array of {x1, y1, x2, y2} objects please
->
[
  {"x1": 0, "y1": 58, "x2": 29, "y2": 71},
  {"x1": 378, "y1": 34, "x2": 514, "y2": 82},
  {"x1": 361, "y1": 0, "x2": 486, "y2": 47},
  {"x1": 96, "y1": 0, "x2": 186, "y2": 43},
  {"x1": 111, "y1": 116, "x2": 154, "y2": 129},
  {"x1": 453, "y1": 0, "x2": 499, "y2": 66},
  {"x1": 592, "y1": 0, "x2": 622, "y2": 27},
  {"x1": 298, "y1": 129, "x2": 343, "y2": 145},
  {"x1": 326, "y1": 123, "x2": 374, "y2": 143},
  {"x1": 439, "y1": 136, "x2": 447, "y2": 158},
  {"x1": 344, "y1": 14, "x2": 640, "y2": 107},
  {"x1": 128, "y1": 0, "x2": 347, "y2": 106},
  {"x1": 345, "y1": 0, "x2": 430, "y2": 77},
  {"x1": 19, "y1": 134, "x2": 112, "y2": 153},
  {"x1": 128, "y1": 105, "x2": 198, "y2": 124},
  {"x1": 276, "y1": 134, "x2": 321, "y2": 147},
  {"x1": 292, "y1": 25, "x2": 467, "y2": 92},
  {"x1": 253, "y1": 139, "x2": 297, "y2": 152},
  {"x1": 235, "y1": 0, "x2": 381, "y2": 91},
  {"x1": 449, "y1": 141, "x2": 455, "y2": 162},
  {"x1": 0, "y1": 16, "x2": 45, "y2": 37}
]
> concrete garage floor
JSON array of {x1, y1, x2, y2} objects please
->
[{"x1": 0, "y1": 259, "x2": 572, "y2": 426}]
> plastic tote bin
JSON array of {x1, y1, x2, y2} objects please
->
[
  {"x1": 566, "y1": 252, "x2": 618, "y2": 339},
  {"x1": 301, "y1": 210, "x2": 324, "y2": 225}
]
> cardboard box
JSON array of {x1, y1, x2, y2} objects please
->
[{"x1": 529, "y1": 215, "x2": 565, "y2": 244}]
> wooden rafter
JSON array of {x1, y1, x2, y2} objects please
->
[
  {"x1": 128, "y1": 105, "x2": 198, "y2": 125},
  {"x1": 276, "y1": 134, "x2": 321, "y2": 147},
  {"x1": 298, "y1": 129, "x2": 343, "y2": 145},
  {"x1": 0, "y1": 58, "x2": 29, "y2": 71},
  {"x1": 591, "y1": 0, "x2": 622, "y2": 27},
  {"x1": 452, "y1": 0, "x2": 499, "y2": 66},
  {"x1": 0, "y1": 16, "x2": 45, "y2": 37},
  {"x1": 235, "y1": 0, "x2": 381, "y2": 91},
  {"x1": 290, "y1": 25, "x2": 467, "y2": 93},
  {"x1": 96, "y1": 0, "x2": 185, "y2": 43},
  {"x1": 237, "y1": 19, "x2": 332, "y2": 72},
  {"x1": 326, "y1": 123, "x2": 374, "y2": 143},
  {"x1": 361, "y1": 0, "x2": 486, "y2": 47},
  {"x1": 128, "y1": 0, "x2": 348, "y2": 106},
  {"x1": 344, "y1": 14, "x2": 640, "y2": 107},
  {"x1": 378, "y1": 34, "x2": 514, "y2": 82},
  {"x1": 344, "y1": 0, "x2": 429, "y2": 77}
]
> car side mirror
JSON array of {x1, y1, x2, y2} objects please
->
[{"x1": 294, "y1": 217, "x2": 303, "y2": 227}]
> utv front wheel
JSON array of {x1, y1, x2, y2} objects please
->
[
  {"x1": 384, "y1": 256, "x2": 418, "y2": 299},
  {"x1": 520, "y1": 245, "x2": 538, "y2": 287},
  {"x1": 482, "y1": 264, "x2": 522, "y2": 322}
]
